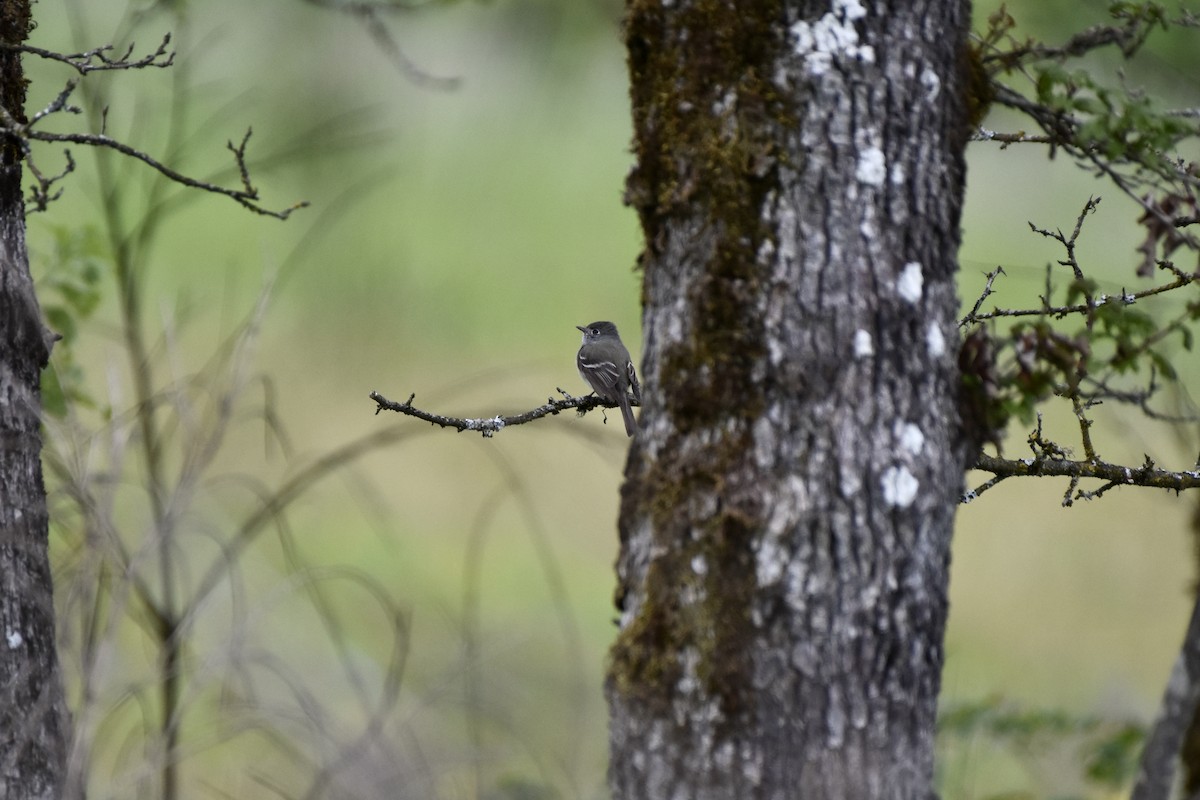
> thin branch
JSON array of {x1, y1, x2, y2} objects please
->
[
  {"x1": 980, "y1": 18, "x2": 1153, "y2": 67},
  {"x1": 960, "y1": 473, "x2": 1009, "y2": 503},
  {"x1": 369, "y1": 389, "x2": 639, "y2": 437},
  {"x1": 9, "y1": 120, "x2": 308, "y2": 219},
  {"x1": 1069, "y1": 394, "x2": 1097, "y2": 461},
  {"x1": 302, "y1": 0, "x2": 459, "y2": 89},
  {"x1": 24, "y1": 148, "x2": 75, "y2": 212},
  {"x1": 960, "y1": 266, "x2": 1006, "y2": 327},
  {"x1": 988, "y1": 82, "x2": 1200, "y2": 258},
  {"x1": 0, "y1": 43, "x2": 305, "y2": 218},
  {"x1": 971, "y1": 127, "x2": 1054, "y2": 145},
  {"x1": 961, "y1": 269, "x2": 1194, "y2": 325},
  {"x1": 973, "y1": 452, "x2": 1200, "y2": 497},
  {"x1": 2, "y1": 34, "x2": 175, "y2": 74}
]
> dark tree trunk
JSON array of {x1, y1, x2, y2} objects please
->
[
  {"x1": 608, "y1": 2, "x2": 973, "y2": 798},
  {"x1": 0, "y1": 2, "x2": 70, "y2": 798}
]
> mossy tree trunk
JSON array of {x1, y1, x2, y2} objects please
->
[
  {"x1": 0, "y1": 2, "x2": 70, "y2": 798},
  {"x1": 608, "y1": 1, "x2": 974, "y2": 797}
]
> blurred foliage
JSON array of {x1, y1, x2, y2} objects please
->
[
  {"x1": 1032, "y1": 59, "x2": 1193, "y2": 165},
  {"x1": 938, "y1": 696, "x2": 1145, "y2": 799},
  {"x1": 974, "y1": 0, "x2": 1200, "y2": 76},
  {"x1": 34, "y1": 223, "x2": 106, "y2": 416}
]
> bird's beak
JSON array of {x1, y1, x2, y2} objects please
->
[{"x1": 576, "y1": 325, "x2": 587, "y2": 333}]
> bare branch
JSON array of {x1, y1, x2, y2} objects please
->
[
  {"x1": 0, "y1": 91, "x2": 307, "y2": 219},
  {"x1": 981, "y1": 19, "x2": 1149, "y2": 67},
  {"x1": 973, "y1": 451, "x2": 1200, "y2": 500},
  {"x1": 971, "y1": 127, "x2": 1054, "y2": 146},
  {"x1": 28, "y1": 80, "x2": 82, "y2": 126},
  {"x1": 960, "y1": 265, "x2": 1006, "y2": 327},
  {"x1": 0, "y1": 39, "x2": 304, "y2": 218},
  {"x1": 303, "y1": 0, "x2": 459, "y2": 90},
  {"x1": 960, "y1": 267, "x2": 1194, "y2": 325},
  {"x1": 959, "y1": 473, "x2": 1009, "y2": 503},
  {"x1": 3, "y1": 34, "x2": 175, "y2": 74},
  {"x1": 24, "y1": 149, "x2": 74, "y2": 213},
  {"x1": 369, "y1": 389, "x2": 639, "y2": 437}
]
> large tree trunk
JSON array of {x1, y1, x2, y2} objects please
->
[
  {"x1": 0, "y1": 2, "x2": 69, "y2": 798},
  {"x1": 608, "y1": 2, "x2": 973, "y2": 798}
]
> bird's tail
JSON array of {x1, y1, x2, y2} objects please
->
[{"x1": 619, "y1": 396, "x2": 637, "y2": 437}]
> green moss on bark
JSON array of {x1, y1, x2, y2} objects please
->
[
  {"x1": 611, "y1": 0, "x2": 794, "y2": 719},
  {"x1": 610, "y1": 431, "x2": 761, "y2": 720},
  {"x1": 625, "y1": 0, "x2": 787, "y2": 432}
]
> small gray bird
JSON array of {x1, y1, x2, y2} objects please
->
[{"x1": 576, "y1": 321, "x2": 640, "y2": 436}]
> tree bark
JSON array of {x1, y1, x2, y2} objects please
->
[
  {"x1": 0, "y1": 2, "x2": 70, "y2": 798},
  {"x1": 608, "y1": 2, "x2": 973, "y2": 798},
  {"x1": 1132, "y1": 592, "x2": 1200, "y2": 800}
]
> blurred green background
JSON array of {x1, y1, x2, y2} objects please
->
[{"x1": 25, "y1": 0, "x2": 1200, "y2": 797}]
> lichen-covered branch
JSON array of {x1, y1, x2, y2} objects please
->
[
  {"x1": 369, "y1": 389, "x2": 639, "y2": 438},
  {"x1": 2, "y1": 33, "x2": 174, "y2": 74},
  {"x1": 968, "y1": 451, "x2": 1200, "y2": 505},
  {"x1": 958, "y1": 192, "x2": 1200, "y2": 488}
]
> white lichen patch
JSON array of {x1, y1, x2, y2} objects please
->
[
  {"x1": 856, "y1": 147, "x2": 886, "y2": 186},
  {"x1": 920, "y1": 66, "x2": 941, "y2": 101},
  {"x1": 677, "y1": 647, "x2": 701, "y2": 695},
  {"x1": 790, "y1": 0, "x2": 875, "y2": 77},
  {"x1": 835, "y1": 0, "x2": 867, "y2": 19},
  {"x1": 881, "y1": 466, "x2": 919, "y2": 508},
  {"x1": 896, "y1": 261, "x2": 923, "y2": 303},
  {"x1": 853, "y1": 329, "x2": 874, "y2": 358},
  {"x1": 756, "y1": 535, "x2": 786, "y2": 586},
  {"x1": 767, "y1": 337, "x2": 786, "y2": 367},
  {"x1": 926, "y1": 321, "x2": 946, "y2": 357},
  {"x1": 6, "y1": 629, "x2": 22, "y2": 649},
  {"x1": 895, "y1": 421, "x2": 925, "y2": 455},
  {"x1": 756, "y1": 476, "x2": 808, "y2": 586}
]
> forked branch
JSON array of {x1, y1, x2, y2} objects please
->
[
  {"x1": 1, "y1": 38, "x2": 305, "y2": 218},
  {"x1": 4, "y1": 34, "x2": 175, "y2": 74}
]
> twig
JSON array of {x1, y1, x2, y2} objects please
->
[
  {"x1": 972, "y1": 128, "x2": 1054, "y2": 145},
  {"x1": 24, "y1": 149, "x2": 75, "y2": 212},
  {"x1": 8, "y1": 119, "x2": 307, "y2": 219},
  {"x1": 960, "y1": 270, "x2": 1193, "y2": 325},
  {"x1": 960, "y1": 473, "x2": 1008, "y2": 503},
  {"x1": 302, "y1": 0, "x2": 459, "y2": 89},
  {"x1": 960, "y1": 266, "x2": 1006, "y2": 326},
  {"x1": 0, "y1": 43, "x2": 305, "y2": 218},
  {"x1": 2, "y1": 34, "x2": 175, "y2": 74}
]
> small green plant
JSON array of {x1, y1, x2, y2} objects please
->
[{"x1": 35, "y1": 222, "x2": 106, "y2": 416}]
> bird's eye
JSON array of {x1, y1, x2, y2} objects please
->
[{"x1": 591, "y1": 328, "x2": 599, "y2": 334}]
